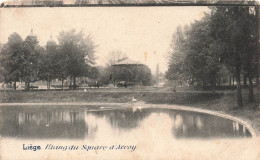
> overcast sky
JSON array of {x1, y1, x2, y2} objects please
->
[{"x1": 0, "y1": 7, "x2": 209, "y2": 74}]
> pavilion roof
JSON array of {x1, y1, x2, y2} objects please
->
[{"x1": 113, "y1": 59, "x2": 144, "y2": 66}]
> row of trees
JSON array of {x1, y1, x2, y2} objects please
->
[
  {"x1": 0, "y1": 29, "x2": 96, "y2": 90},
  {"x1": 166, "y1": 6, "x2": 259, "y2": 108},
  {"x1": 0, "y1": 31, "x2": 153, "y2": 90}
]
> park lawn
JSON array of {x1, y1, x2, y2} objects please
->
[{"x1": 0, "y1": 90, "x2": 223, "y2": 104}]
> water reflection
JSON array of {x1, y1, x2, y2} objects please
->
[
  {"x1": 87, "y1": 108, "x2": 150, "y2": 130},
  {"x1": 0, "y1": 109, "x2": 86, "y2": 139},
  {"x1": 0, "y1": 106, "x2": 251, "y2": 139},
  {"x1": 167, "y1": 110, "x2": 251, "y2": 138}
]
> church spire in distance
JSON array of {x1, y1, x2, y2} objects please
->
[{"x1": 29, "y1": 27, "x2": 37, "y2": 39}]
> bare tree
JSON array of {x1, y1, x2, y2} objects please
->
[{"x1": 105, "y1": 50, "x2": 128, "y2": 66}]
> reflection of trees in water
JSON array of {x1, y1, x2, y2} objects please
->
[
  {"x1": 232, "y1": 121, "x2": 250, "y2": 137},
  {"x1": 167, "y1": 110, "x2": 251, "y2": 138},
  {"x1": 0, "y1": 107, "x2": 251, "y2": 140},
  {"x1": 0, "y1": 108, "x2": 87, "y2": 139},
  {"x1": 0, "y1": 107, "x2": 152, "y2": 139},
  {"x1": 86, "y1": 108, "x2": 152, "y2": 130}
]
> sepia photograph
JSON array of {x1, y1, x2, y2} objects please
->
[{"x1": 0, "y1": 1, "x2": 260, "y2": 159}]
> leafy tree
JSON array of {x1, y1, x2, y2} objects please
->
[
  {"x1": 166, "y1": 6, "x2": 258, "y2": 108},
  {"x1": 38, "y1": 39, "x2": 59, "y2": 90},
  {"x1": 88, "y1": 66, "x2": 99, "y2": 80},
  {"x1": 187, "y1": 16, "x2": 222, "y2": 92},
  {"x1": 53, "y1": 49, "x2": 68, "y2": 90},
  {"x1": 0, "y1": 43, "x2": 3, "y2": 82},
  {"x1": 166, "y1": 18, "x2": 223, "y2": 93},
  {"x1": 57, "y1": 30, "x2": 96, "y2": 89},
  {"x1": 97, "y1": 66, "x2": 111, "y2": 85},
  {"x1": 21, "y1": 33, "x2": 41, "y2": 90},
  {"x1": 210, "y1": 6, "x2": 258, "y2": 107},
  {"x1": 166, "y1": 26, "x2": 189, "y2": 85},
  {"x1": 0, "y1": 33, "x2": 24, "y2": 90}
]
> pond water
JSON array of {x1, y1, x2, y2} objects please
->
[
  {"x1": 0, "y1": 105, "x2": 257, "y2": 160},
  {"x1": 0, "y1": 105, "x2": 251, "y2": 139}
]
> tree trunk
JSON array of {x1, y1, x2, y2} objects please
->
[
  {"x1": 218, "y1": 76, "x2": 221, "y2": 87},
  {"x1": 229, "y1": 76, "x2": 232, "y2": 86},
  {"x1": 46, "y1": 81, "x2": 51, "y2": 90},
  {"x1": 256, "y1": 52, "x2": 260, "y2": 108},
  {"x1": 25, "y1": 82, "x2": 30, "y2": 91},
  {"x1": 62, "y1": 79, "x2": 64, "y2": 91},
  {"x1": 70, "y1": 76, "x2": 72, "y2": 89},
  {"x1": 25, "y1": 82, "x2": 29, "y2": 91},
  {"x1": 47, "y1": 76, "x2": 49, "y2": 90},
  {"x1": 243, "y1": 74, "x2": 247, "y2": 87},
  {"x1": 73, "y1": 76, "x2": 76, "y2": 89},
  {"x1": 211, "y1": 76, "x2": 216, "y2": 93},
  {"x1": 248, "y1": 73, "x2": 254, "y2": 102},
  {"x1": 235, "y1": 66, "x2": 243, "y2": 108},
  {"x1": 13, "y1": 81, "x2": 16, "y2": 90},
  {"x1": 255, "y1": 5, "x2": 259, "y2": 108},
  {"x1": 247, "y1": 47, "x2": 254, "y2": 102},
  {"x1": 47, "y1": 76, "x2": 51, "y2": 90}
]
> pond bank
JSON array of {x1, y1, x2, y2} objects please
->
[
  {"x1": 0, "y1": 101, "x2": 257, "y2": 137},
  {"x1": 0, "y1": 90, "x2": 259, "y2": 136}
]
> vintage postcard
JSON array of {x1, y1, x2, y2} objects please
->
[{"x1": 0, "y1": 0, "x2": 260, "y2": 160}]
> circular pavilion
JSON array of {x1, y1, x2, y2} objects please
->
[{"x1": 112, "y1": 59, "x2": 150, "y2": 87}]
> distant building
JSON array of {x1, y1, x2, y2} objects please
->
[
  {"x1": 28, "y1": 29, "x2": 37, "y2": 40},
  {"x1": 112, "y1": 58, "x2": 152, "y2": 87}
]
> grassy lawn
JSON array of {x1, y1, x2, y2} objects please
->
[{"x1": 0, "y1": 89, "x2": 223, "y2": 104}]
